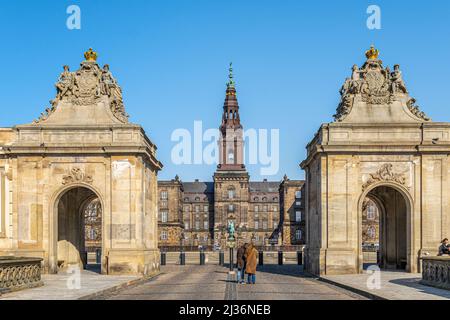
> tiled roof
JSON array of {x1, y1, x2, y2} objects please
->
[
  {"x1": 249, "y1": 181, "x2": 281, "y2": 193},
  {"x1": 182, "y1": 181, "x2": 214, "y2": 193}
]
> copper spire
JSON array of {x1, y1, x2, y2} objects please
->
[{"x1": 221, "y1": 63, "x2": 241, "y2": 131}]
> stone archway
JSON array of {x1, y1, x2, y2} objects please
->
[
  {"x1": 359, "y1": 183, "x2": 411, "y2": 272},
  {"x1": 51, "y1": 185, "x2": 104, "y2": 274}
]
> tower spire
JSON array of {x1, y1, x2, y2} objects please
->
[
  {"x1": 221, "y1": 63, "x2": 241, "y2": 130},
  {"x1": 218, "y1": 63, "x2": 244, "y2": 171}
]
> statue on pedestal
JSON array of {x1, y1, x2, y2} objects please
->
[{"x1": 227, "y1": 220, "x2": 235, "y2": 241}]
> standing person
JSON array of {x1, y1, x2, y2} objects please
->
[
  {"x1": 439, "y1": 238, "x2": 450, "y2": 256},
  {"x1": 236, "y1": 243, "x2": 247, "y2": 284},
  {"x1": 245, "y1": 243, "x2": 258, "y2": 284}
]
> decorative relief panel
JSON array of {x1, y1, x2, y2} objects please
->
[
  {"x1": 62, "y1": 167, "x2": 93, "y2": 185},
  {"x1": 362, "y1": 163, "x2": 406, "y2": 191}
]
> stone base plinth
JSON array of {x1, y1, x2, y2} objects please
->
[
  {"x1": 107, "y1": 249, "x2": 160, "y2": 276},
  {"x1": 305, "y1": 247, "x2": 359, "y2": 276}
]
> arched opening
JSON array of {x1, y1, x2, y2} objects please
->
[
  {"x1": 56, "y1": 186, "x2": 102, "y2": 273},
  {"x1": 361, "y1": 185, "x2": 408, "y2": 271}
]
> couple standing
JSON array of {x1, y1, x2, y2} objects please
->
[{"x1": 236, "y1": 243, "x2": 258, "y2": 284}]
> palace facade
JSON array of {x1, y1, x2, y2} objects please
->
[{"x1": 157, "y1": 66, "x2": 305, "y2": 248}]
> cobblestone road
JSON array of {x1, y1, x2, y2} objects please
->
[{"x1": 97, "y1": 265, "x2": 365, "y2": 300}]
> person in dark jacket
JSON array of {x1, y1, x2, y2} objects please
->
[
  {"x1": 236, "y1": 243, "x2": 247, "y2": 284},
  {"x1": 439, "y1": 238, "x2": 450, "y2": 256}
]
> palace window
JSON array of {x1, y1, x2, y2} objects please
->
[
  {"x1": 160, "y1": 191, "x2": 168, "y2": 200},
  {"x1": 295, "y1": 230, "x2": 302, "y2": 240},
  {"x1": 161, "y1": 211, "x2": 168, "y2": 223},
  {"x1": 204, "y1": 220, "x2": 209, "y2": 229},
  {"x1": 228, "y1": 204, "x2": 234, "y2": 212},
  {"x1": 255, "y1": 221, "x2": 259, "y2": 229},
  {"x1": 195, "y1": 220, "x2": 200, "y2": 230},
  {"x1": 295, "y1": 191, "x2": 301, "y2": 199},
  {"x1": 242, "y1": 209, "x2": 247, "y2": 224},
  {"x1": 295, "y1": 211, "x2": 302, "y2": 222},
  {"x1": 84, "y1": 198, "x2": 102, "y2": 224},
  {"x1": 262, "y1": 220, "x2": 268, "y2": 230},
  {"x1": 273, "y1": 206, "x2": 278, "y2": 212},
  {"x1": 367, "y1": 226, "x2": 376, "y2": 239},
  {"x1": 367, "y1": 203, "x2": 377, "y2": 220},
  {"x1": 295, "y1": 201, "x2": 301, "y2": 206},
  {"x1": 254, "y1": 205, "x2": 259, "y2": 212},
  {"x1": 228, "y1": 189, "x2": 235, "y2": 200},
  {"x1": 184, "y1": 221, "x2": 190, "y2": 230},
  {"x1": 88, "y1": 228, "x2": 97, "y2": 240},
  {"x1": 263, "y1": 205, "x2": 267, "y2": 212},
  {"x1": 204, "y1": 205, "x2": 209, "y2": 212},
  {"x1": 161, "y1": 231, "x2": 168, "y2": 240},
  {"x1": 274, "y1": 221, "x2": 278, "y2": 229}
]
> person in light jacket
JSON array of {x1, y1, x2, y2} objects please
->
[{"x1": 245, "y1": 243, "x2": 258, "y2": 284}]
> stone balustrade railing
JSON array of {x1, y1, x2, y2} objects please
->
[
  {"x1": 421, "y1": 256, "x2": 450, "y2": 290},
  {"x1": 0, "y1": 257, "x2": 43, "y2": 294}
]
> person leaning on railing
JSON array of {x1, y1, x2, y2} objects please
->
[{"x1": 438, "y1": 238, "x2": 450, "y2": 256}]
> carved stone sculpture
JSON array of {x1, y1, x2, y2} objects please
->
[
  {"x1": 407, "y1": 98, "x2": 430, "y2": 121},
  {"x1": 390, "y1": 64, "x2": 407, "y2": 94},
  {"x1": 35, "y1": 49, "x2": 129, "y2": 124},
  {"x1": 362, "y1": 163, "x2": 406, "y2": 191},
  {"x1": 333, "y1": 46, "x2": 429, "y2": 122},
  {"x1": 54, "y1": 65, "x2": 76, "y2": 104},
  {"x1": 62, "y1": 167, "x2": 93, "y2": 185}
]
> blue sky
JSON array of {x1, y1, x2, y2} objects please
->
[{"x1": 0, "y1": 0, "x2": 449, "y2": 181}]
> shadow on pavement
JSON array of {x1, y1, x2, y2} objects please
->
[{"x1": 389, "y1": 277, "x2": 450, "y2": 299}]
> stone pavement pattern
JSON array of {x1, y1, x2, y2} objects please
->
[
  {"x1": 0, "y1": 269, "x2": 139, "y2": 300},
  {"x1": 98, "y1": 265, "x2": 364, "y2": 300},
  {"x1": 323, "y1": 271, "x2": 450, "y2": 300}
]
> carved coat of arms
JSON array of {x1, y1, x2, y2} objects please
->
[
  {"x1": 35, "y1": 48, "x2": 129, "y2": 124},
  {"x1": 362, "y1": 163, "x2": 406, "y2": 191},
  {"x1": 72, "y1": 64, "x2": 101, "y2": 106}
]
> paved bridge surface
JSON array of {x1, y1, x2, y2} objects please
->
[{"x1": 95, "y1": 265, "x2": 366, "y2": 300}]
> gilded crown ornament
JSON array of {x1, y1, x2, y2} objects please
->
[
  {"x1": 365, "y1": 45, "x2": 379, "y2": 60},
  {"x1": 84, "y1": 48, "x2": 98, "y2": 62}
]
